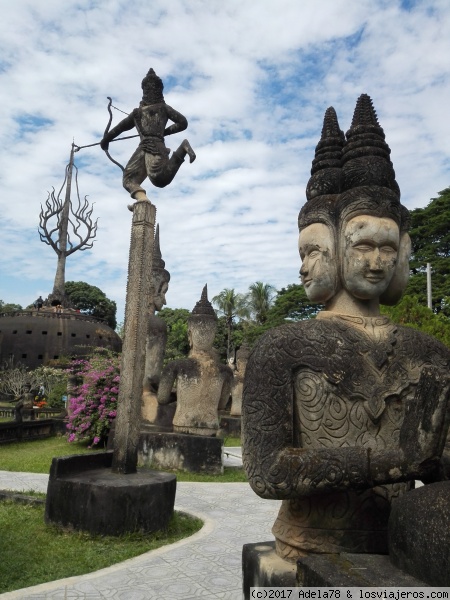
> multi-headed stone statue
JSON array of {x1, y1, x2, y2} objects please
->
[
  {"x1": 101, "y1": 68, "x2": 196, "y2": 202},
  {"x1": 142, "y1": 225, "x2": 170, "y2": 422},
  {"x1": 158, "y1": 285, "x2": 233, "y2": 436},
  {"x1": 242, "y1": 95, "x2": 450, "y2": 561}
]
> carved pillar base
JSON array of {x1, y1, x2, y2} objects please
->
[{"x1": 112, "y1": 200, "x2": 156, "y2": 474}]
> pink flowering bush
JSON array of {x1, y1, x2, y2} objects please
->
[{"x1": 66, "y1": 350, "x2": 120, "y2": 446}]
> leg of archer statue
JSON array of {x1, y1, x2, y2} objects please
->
[
  {"x1": 145, "y1": 140, "x2": 196, "y2": 189},
  {"x1": 123, "y1": 147, "x2": 149, "y2": 200}
]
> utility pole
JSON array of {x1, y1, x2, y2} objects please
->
[{"x1": 427, "y1": 262, "x2": 432, "y2": 310}]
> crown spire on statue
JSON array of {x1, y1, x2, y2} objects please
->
[
  {"x1": 190, "y1": 284, "x2": 217, "y2": 319},
  {"x1": 306, "y1": 106, "x2": 344, "y2": 201},
  {"x1": 141, "y1": 68, "x2": 165, "y2": 104},
  {"x1": 153, "y1": 224, "x2": 165, "y2": 270},
  {"x1": 342, "y1": 93, "x2": 400, "y2": 197}
]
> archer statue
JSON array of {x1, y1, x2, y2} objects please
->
[{"x1": 100, "y1": 68, "x2": 196, "y2": 201}]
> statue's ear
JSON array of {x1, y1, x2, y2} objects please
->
[{"x1": 380, "y1": 232, "x2": 411, "y2": 306}]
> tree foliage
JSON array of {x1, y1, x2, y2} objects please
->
[
  {"x1": 381, "y1": 295, "x2": 450, "y2": 348},
  {"x1": 65, "y1": 281, "x2": 117, "y2": 329},
  {"x1": 66, "y1": 349, "x2": 120, "y2": 446},
  {"x1": 0, "y1": 361, "x2": 36, "y2": 401},
  {"x1": 157, "y1": 308, "x2": 191, "y2": 362},
  {"x1": 407, "y1": 187, "x2": 450, "y2": 313},
  {"x1": 210, "y1": 282, "x2": 320, "y2": 351},
  {"x1": 265, "y1": 284, "x2": 322, "y2": 325},
  {"x1": 246, "y1": 281, "x2": 276, "y2": 325},
  {"x1": 0, "y1": 300, "x2": 23, "y2": 314},
  {"x1": 32, "y1": 366, "x2": 68, "y2": 408},
  {"x1": 212, "y1": 288, "x2": 248, "y2": 359}
]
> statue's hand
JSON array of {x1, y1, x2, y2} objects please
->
[
  {"x1": 400, "y1": 367, "x2": 450, "y2": 479},
  {"x1": 100, "y1": 138, "x2": 109, "y2": 151}
]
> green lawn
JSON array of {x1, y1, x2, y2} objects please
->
[
  {"x1": 223, "y1": 435, "x2": 241, "y2": 447},
  {"x1": 0, "y1": 500, "x2": 202, "y2": 594},
  {"x1": 0, "y1": 434, "x2": 247, "y2": 481},
  {"x1": 0, "y1": 434, "x2": 248, "y2": 594},
  {"x1": 0, "y1": 435, "x2": 104, "y2": 473},
  {"x1": 0, "y1": 433, "x2": 246, "y2": 592}
]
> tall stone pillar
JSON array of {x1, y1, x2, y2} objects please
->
[{"x1": 112, "y1": 200, "x2": 156, "y2": 474}]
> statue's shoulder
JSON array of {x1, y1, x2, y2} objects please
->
[
  {"x1": 395, "y1": 323, "x2": 450, "y2": 363},
  {"x1": 219, "y1": 362, "x2": 234, "y2": 379},
  {"x1": 248, "y1": 319, "x2": 334, "y2": 369},
  {"x1": 252, "y1": 319, "x2": 331, "y2": 351},
  {"x1": 161, "y1": 357, "x2": 198, "y2": 376},
  {"x1": 148, "y1": 314, "x2": 167, "y2": 334}
]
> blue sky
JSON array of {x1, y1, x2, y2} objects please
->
[{"x1": 1, "y1": 0, "x2": 449, "y2": 325}]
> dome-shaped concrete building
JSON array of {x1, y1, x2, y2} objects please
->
[{"x1": 0, "y1": 308, "x2": 122, "y2": 368}]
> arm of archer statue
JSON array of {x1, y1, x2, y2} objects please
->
[
  {"x1": 100, "y1": 113, "x2": 135, "y2": 151},
  {"x1": 163, "y1": 105, "x2": 188, "y2": 137}
]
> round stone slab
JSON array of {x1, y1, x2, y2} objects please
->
[{"x1": 45, "y1": 452, "x2": 176, "y2": 536}]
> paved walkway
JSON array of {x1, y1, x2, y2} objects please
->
[{"x1": 0, "y1": 450, "x2": 281, "y2": 600}]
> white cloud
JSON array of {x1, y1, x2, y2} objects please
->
[{"x1": 0, "y1": 0, "x2": 449, "y2": 323}]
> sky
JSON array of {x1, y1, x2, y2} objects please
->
[{"x1": 1, "y1": 0, "x2": 449, "y2": 325}]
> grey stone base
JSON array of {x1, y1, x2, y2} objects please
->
[
  {"x1": 45, "y1": 452, "x2": 176, "y2": 536},
  {"x1": 297, "y1": 553, "x2": 430, "y2": 587},
  {"x1": 242, "y1": 542, "x2": 430, "y2": 596},
  {"x1": 0, "y1": 418, "x2": 66, "y2": 444},
  {"x1": 388, "y1": 481, "x2": 450, "y2": 587},
  {"x1": 242, "y1": 542, "x2": 297, "y2": 598},
  {"x1": 219, "y1": 414, "x2": 241, "y2": 436},
  {"x1": 138, "y1": 429, "x2": 223, "y2": 474}
]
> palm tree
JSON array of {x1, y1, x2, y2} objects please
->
[
  {"x1": 212, "y1": 288, "x2": 249, "y2": 359},
  {"x1": 246, "y1": 281, "x2": 276, "y2": 325}
]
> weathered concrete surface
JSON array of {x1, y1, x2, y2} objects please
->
[
  {"x1": 389, "y1": 482, "x2": 450, "y2": 587},
  {"x1": 219, "y1": 414, "x2": 241, "y2": 437},
  {"x1": 138, "y1": 429, "x2": 223, "y2": 474},
  {"x1": 45, "y1": 452, "x2": 176, "y2": 535},
  {"x1": 297, "y1": 552, "x2": 432, "y2": 587},
  {"x1": 242, "y1": 541, "x2": 296, "y2": 599}
]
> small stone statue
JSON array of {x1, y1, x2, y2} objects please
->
[
  {"x1": 101, "y1": 68, "x2": 196, "y2": 201},
  {"x1": 158, "y1": 285, "x2": 233, "y2": 436},
  {"x1": 230, "y1": 344, "x2": 251, "y2": 416},
  {"x1": 242, "y1": 95, "x2": 450, "y2": 562},
  {"x1": 142, "y1": 225, "x2": 171, "y2": 422}
]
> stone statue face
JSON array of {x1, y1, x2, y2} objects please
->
[
  {"x1": 299, "y1": 222, "x2": 336, "y2": 303},
  {"x1": 342, "y1": 215, "x2": 399, "y2": 300},
  {"x1": 153, "y1": 278, "x2": 169, "y2": 312},
  {"x1": 380, "y1": 231, "x2": 411, "y2": 305},
  {"x1": 188, "y1": 319, "x2": 217, "y2": 352}
]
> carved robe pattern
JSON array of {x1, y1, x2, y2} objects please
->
[{"x1": 242, "y1": 314, "x2": 450, "y2": 560}]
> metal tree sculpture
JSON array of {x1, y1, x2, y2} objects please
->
[{"x1": 38, "y1": 143, "x2": 98, "y2": 300}]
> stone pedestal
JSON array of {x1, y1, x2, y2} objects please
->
[
  {"x1": 138, "y1": 428, "x2": 223, "y2": 474},
  {"x1": 242, "y1": 542, "x2": 433, "y2": 597},
  {"x1": 219, "y1": 413, "x2": 241, "y2": 437},
  {"x1": 242, "y1": 542, "x2": 296, "y2": 598},
  {"x1": 388, "y1": 482, "x2": 450, "y2": 587},
  {"x1": 45, "y1": 452, "x2": 176, "y2": 536},
  {"x1": 296, "y1": 553, "x2": 432, "y2": 587}
]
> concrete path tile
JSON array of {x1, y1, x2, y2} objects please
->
[{"x1": 0, "y1": 473, "x2": 280, "y2": 600}]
